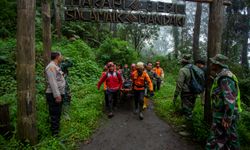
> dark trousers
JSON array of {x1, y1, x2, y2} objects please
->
[
  {"x1": 180, "y1": 92, "x2": 197, "y2": 119},
  {"x1": 156, "y1": 80, "x2": 161, "y2": 91},
  {"x1": 134, "y1": 90, "x2": 145, "y2": 112},
  {"x1": 104, "y1": 90, "x2": 108, "y2": 108},
  {"x1": 154, "y1": 79, "x2": 161, "y2": 91},
  {"x1": 106, "y1": 90, "x2": 118, "y2": 112},
  {"x1": 46, "y1": 93, "x2": 63, "y2": 136}
]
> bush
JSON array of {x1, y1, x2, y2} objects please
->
[
  {"x1": 0, "y1": 38, "x2": 104, "y2": 149},
  {"x1": 239, "y1": 77, "x2": 250, "y2": 107},
  {"x1": 154, "y1": 60, "x2": 250, "y2": 149},
  {"x1": 97, "y1": 38, "x2": 138, "y2": 65}
]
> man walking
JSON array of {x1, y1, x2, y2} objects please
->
[
  {"x1": 206, "y1": 54, "x2": 241, "y2": 150},
  {"x1": 132, "y1": 62, "x2": 153, "y2": 120},
  {"x1": 173, "y1": 54, "x2": 197, "y2": 119},
  {"x1": 45, "y1": 51, "x2": 65, "y2": 136},
  {"x1": 97, "y1": 62, "x2": 123, "y2": 118},
  {"x1": 153, "y1": 61, "x2": 164, "y2": 91}
]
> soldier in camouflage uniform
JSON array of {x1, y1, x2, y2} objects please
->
[
  {"x1": 206, "y1": 54, "x2": 241, "y2": 150},
  {"x1": 60, "y1": 58, "x2": 73, "y2": 118},
  {"x1": 143, "y1": 62, "x2": 157, "y2": 109},
  {"x1": 173, "y1": 54, "x2": 197, "y2": 119},
  {"x1": 122, "y1": 64, "x2": 130, "y2": 81}
]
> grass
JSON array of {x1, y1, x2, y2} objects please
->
[{"x1": 154, "y1": 73, "x2": 250, "y2": 149}]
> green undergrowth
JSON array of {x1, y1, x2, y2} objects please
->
[
  {"x1": 154, "y1": 73, "x2": 250, "y2": 149},
  {"x1": 0, "y1": 38, "x2": 105, "y2": 149}
]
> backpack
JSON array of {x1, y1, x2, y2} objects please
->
[{"x1": 187, "y1": 64, "x2": 205, "y2": 94}]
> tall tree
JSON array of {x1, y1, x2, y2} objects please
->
[
  {"x1": 173, "y1": 27, "x2": 180, "y2": 58},
  {"x1": 16, "y1": 0, "x2": 37, "y2": 145},
  {"x1": 192, "y1": 3, "x2": 202, "y2": 62},
  {"x1": 118, "y1": 24, "x2": 159, "y2": 55},
  {"x1": 205, "y1": 0, "x2": 224, "y2": 124},
  {"x1": 54, "y1": 0, "x2": 62, "y2": 39},
  {"x1": 42, "y1": 0, "x2": 51, "y2": 65},
  {"x1": 241, "y1": 7, "x2": 250, "y2": 69}
]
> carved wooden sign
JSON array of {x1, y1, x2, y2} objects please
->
[
  {"x1": 65, "y1": 0, "x2": 186, "y2": 14},
  {"x1": 65, "y1": 0, "x2": 186, "y2": 26}
]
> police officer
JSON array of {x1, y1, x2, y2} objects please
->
[{"x1": 45, "y1": 51, "x2": 65, "y2": 136}]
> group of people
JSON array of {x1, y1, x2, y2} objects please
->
[
  {"x1": 97, "y1": 61, "x2": 164, "y2": 120},
  {"x1": 44, "y1": 51, "x2": 241, "y2": 149},
  {"x1": 174, "y1": 54, "x2": 241, "y2": 150}
]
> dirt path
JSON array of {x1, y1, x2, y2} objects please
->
[{"x1": 80, "y1": 101, "x2": 201, "y2": 150}]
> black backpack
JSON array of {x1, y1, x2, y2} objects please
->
[{"x1": 187, "y1": 64, "x2": 205, "y2": 94}]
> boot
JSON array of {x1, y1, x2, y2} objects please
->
[
  {"x1": 139, "y1": 112, "x2": 144, "y2": 120},
  {"x1": 143, "y1": 97, "x2": 148, "y2": 110}
]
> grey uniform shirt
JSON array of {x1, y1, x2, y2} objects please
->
[
  {"x1": 174, "y1": 64, "x2": 191, "y2": 97},
  {"x1": 45, "y1": 61, "x2": 66, "y2": 98}
]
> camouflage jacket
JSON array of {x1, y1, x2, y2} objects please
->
[
  {"x1": 174, "y1": 64, "x2": 192, "y2": 97},
  {"x1": 211, "y1": 68, "x2": 240, "y2": 121},
  {"x1": 146, "y1": 69, "x2": 157, "y2": 84}
]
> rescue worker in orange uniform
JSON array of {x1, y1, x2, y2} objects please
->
[
  {"x1": 153, "y1": 61, "x2": 164, "y2": 91},
  {"x1": 132, "y1": 62, "x2": 153, "y2": 120}
]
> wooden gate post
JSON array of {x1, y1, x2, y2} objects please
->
[
  {"x1": 204, "y1": 0, "x2": 225, "y2": 124},
  {"x1": 17, "y1": 0, "x2": 38, "y2": 145}
]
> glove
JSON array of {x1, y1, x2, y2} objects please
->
[{"x1": 150, "y1": 91, "x2": 154, "y2": 97}]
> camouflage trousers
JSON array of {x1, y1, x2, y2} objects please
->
[
  {"x1": 206, "y1": 116, "x2": 240, "y2": 150},
  {"x1": 180, "y1": 92, "x2": 197, "y2": 119}
]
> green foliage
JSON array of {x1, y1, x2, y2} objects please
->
[
  {"x1": 151, "y1": 55, "x2": 180, "y2": 75},
  {"x1": 239, "y1": 77, "x2": 250, "y2": 106},
  {"x1": 53, "y1": 39, "x2": 102, "y2": 82},
  {"x1": 97, "y1": 38, "x2": 138, "y2": 65},
  {"x1": 238, "y1": 110, "x2": 250, "y2": 146},
  {"x1": 62, "y1": 22, "x2": 111, "y2": 47},
  {"x1": 0, "y1": 0, "x2": 16, "y2": 38},
  {"x1": 0, "y1": 39, "x2": 16, "y2": 96},
  {"x1": 154, "y1": 62, "x2": 250, "y2": 148},
  {"x1": 0, "y1": 38, "x2": 104, "y2": 149}
]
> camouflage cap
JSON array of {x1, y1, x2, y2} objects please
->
[
  {"x1": 181, "y1": 54, "x2": 192, "y2": 63},
  {"x1": 209, "y1": 54, "x2": 228, "y2": 68}
]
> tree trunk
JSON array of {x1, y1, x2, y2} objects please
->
[
  {"x1": 42, "y1": 0, "x2": 51, "y2": 66},
  {"x1": 222, "y1": 13, "x2": 231, "y2": 57},
  {"x1": 173, "y1": 27, "x2": 179, "y2": 58},
  {"x1": 54, "y1": 0, "x2": 62, "y2": 39},
  {"x1": 204, "y1": 0, "x2": 224, "y2": 125},
  {"x1": 17, "y1": 0, "x2": 37, "y2": 145},
  {"x1": 192, "y1": 3, "x2": 202, "y2": 62},
  {"x1": 241, "y1": 8, "x2": 250, "y2": 69}
]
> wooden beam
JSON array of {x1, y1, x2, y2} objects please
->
[
  {"x1": 184, "y1": 0, "x2": 232, "y2": 6},
  {"x1": 185, "y1": 0, "x2": 213, "y2": 3}
]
